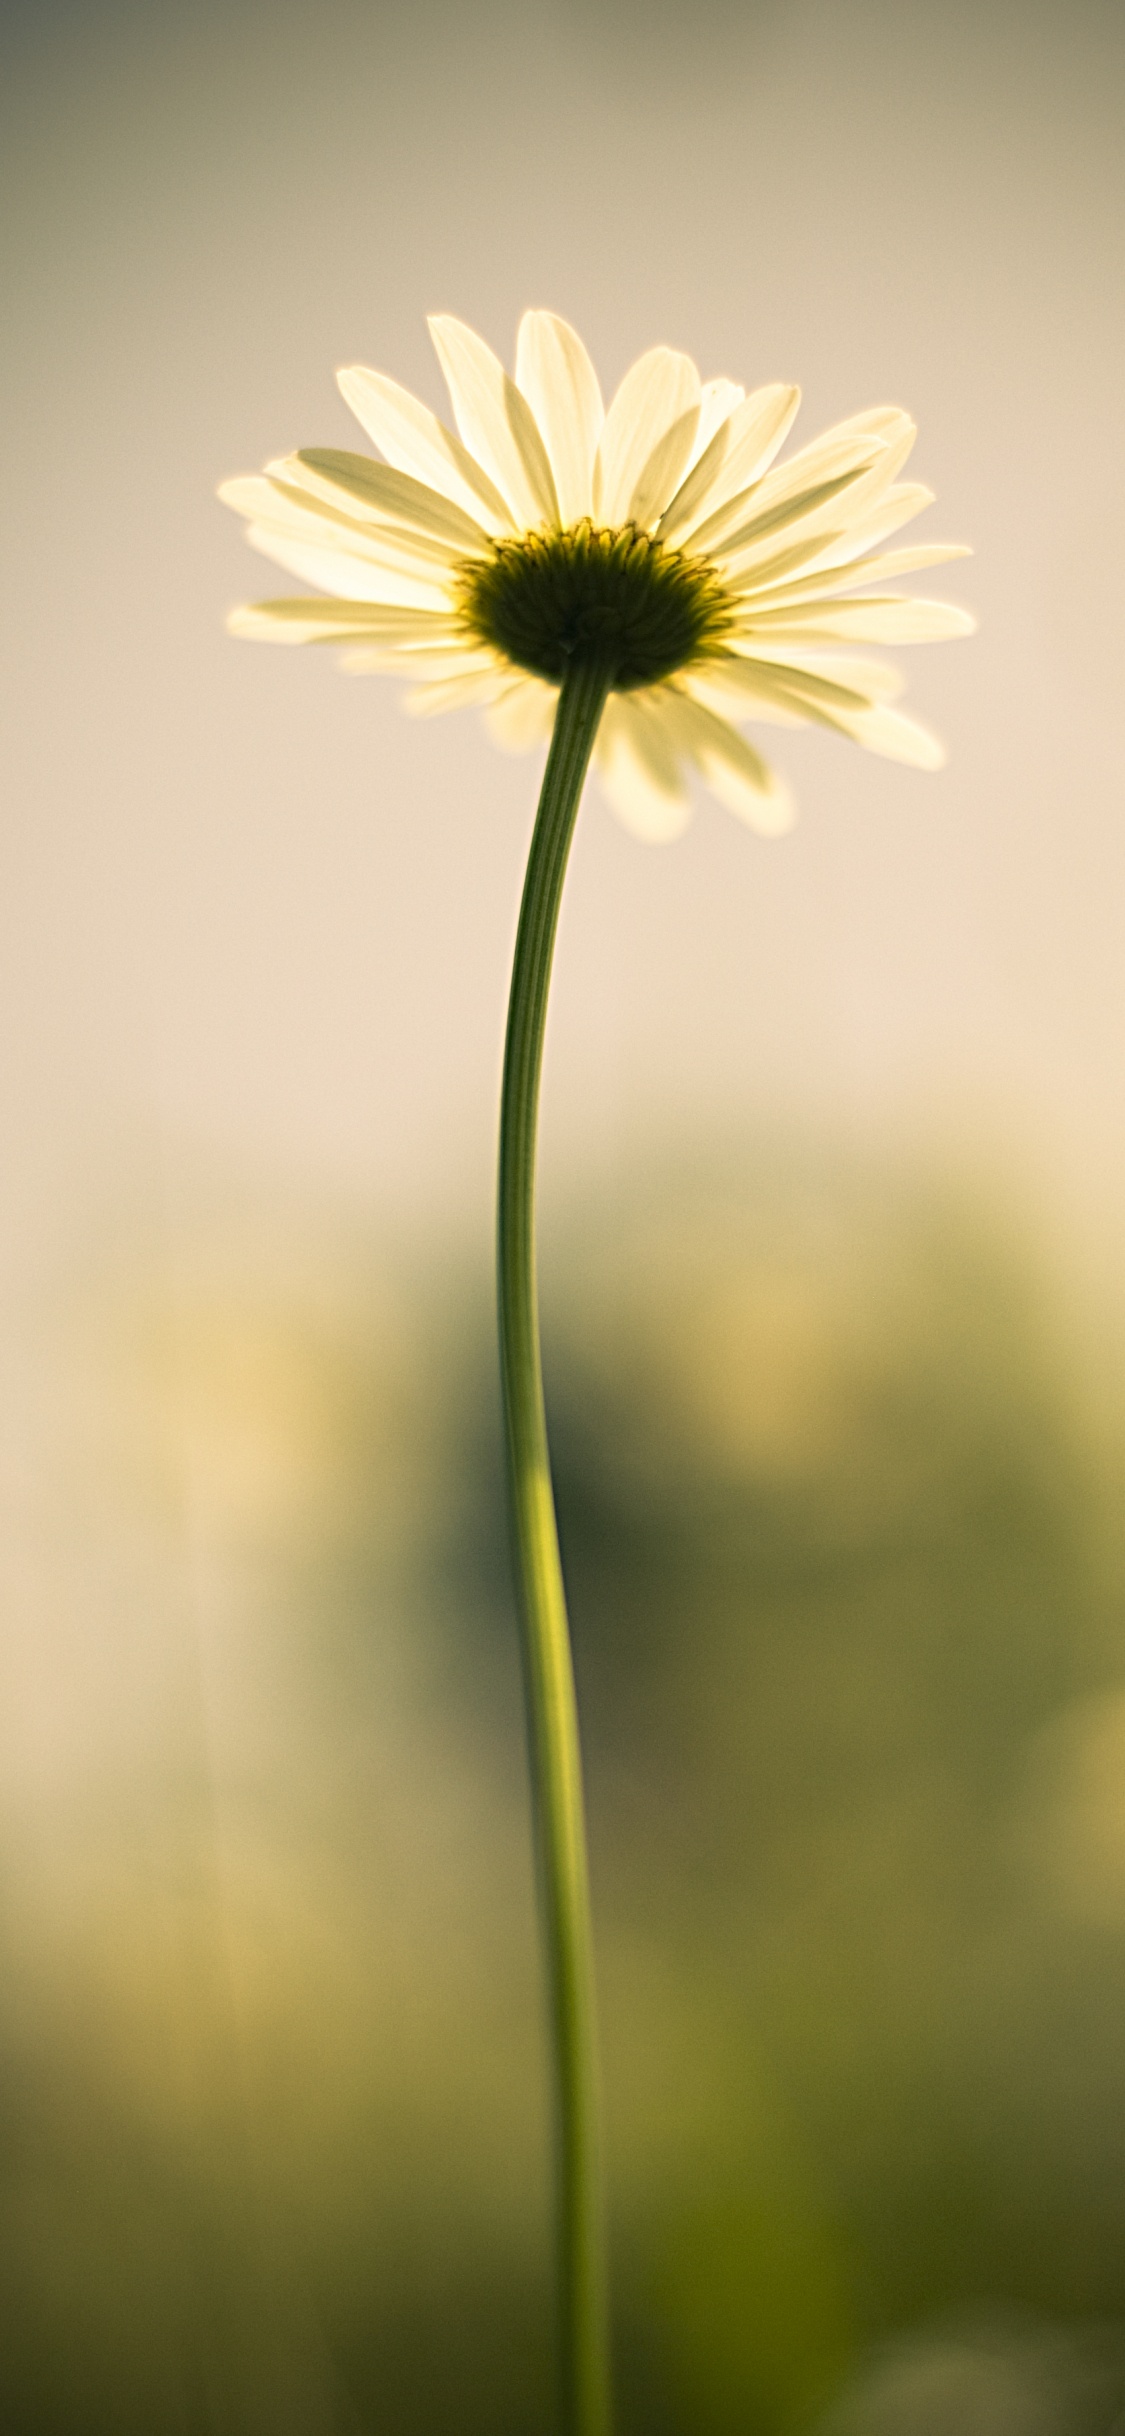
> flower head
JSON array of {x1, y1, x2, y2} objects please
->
[{"x1": 221, "y1": 313, "x2": 973, "y2": 840}]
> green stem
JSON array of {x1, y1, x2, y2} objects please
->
[{"x1": 498, "y1": 657, "x2": 614, "y2": 2436}]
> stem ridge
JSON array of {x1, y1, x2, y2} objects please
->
[{"x1": 497, "y1": 658, "x2": 615, "y2": 2436}]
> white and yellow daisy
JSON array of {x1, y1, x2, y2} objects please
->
[{"x1": 221, "y1": 312, "x2": 973, "y2": 842}]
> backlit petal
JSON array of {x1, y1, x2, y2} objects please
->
[
  {"x1": 429, "y1": 315, "x2": 559, "y2": 528},
  {"x1": 486, "y1": 678, "x2": 557, "y2": 751},
  {"x1": 697, "y1": 435, "x2": 887, "y2": 559},
  {"x1": 736, "y1": 595, "x2": 977, "y2": 645},
  {"x1": 659, "y1": 384, "x2": 801, "y2": 543},
  {"x1": 288, "y1": 450, "x2": 492, "y2": 552},
  {"x1": 404, "y1": 666, "x2": 515, "y2": 716},
  {"x1": 594, "y1": 348, "x2": 701, "y2": 525},
  {"x1": 742, "y1": 541, "x2": 971, "y2": 611},
  {"x1": 220, "y1": 471, "x2": 466, "y2": 574},
  {"x1": 688, "y1": 650, "x2": 905, "y2": 724},
  {"x1": 692, "y1": 378, "x2": 746, "y2": 460},
  {"x1": 227, "y1": 598, "x2": 463, "y2": 647},
  {"x1": 707, "y1": 650, "x2": 945, "y2": 765},
  {"x1": 244, "y1": 526, "x2": 454, "y2": 609},
  {"x1": 595, "y1": 692, "x2": 693, "y2": 842},
  {"x1": 341, "y1": 643, "x2": 500, "y2": 680},
  {"x1": 515, "y1": 311, "x2": 604, "y2": 525},
  {"x1": 829, "y1": 701, "x2": 946, "y2": 767},
  {"x1": 626, "y1": 406, "x2": 703, "y2": 529},
  {"x1": 337, "y1": 365, "x2": 515, "y2": 531},
  {"x1": 661, "y1": 692, "x2": 795, "y2": 834},
  {"x1": 791, "y1": 484, "x2": 938, "y2": 573}
]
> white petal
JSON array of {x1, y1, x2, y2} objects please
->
[
  {"x1": 740, "y1": 541, "x2": 971, "y2": 611},
  {"x1": 515, "y1": 312, "x2": 604, "y2": 526},
  {"x1": 336, "y1": 365, "x2": 515, "y2": 532},
  {"x1": 595, "y1": 694, "x2": 692, "y2": 842},
  {"x1": 626, "y1": 405, "x2": 702, "y2": 529},
  {"x1": 692, "y1": 378, "x2": 746, "y2": 461},
  {"x1": 689, "y1": 650, "x2": 904, "y2": 723},
  {"x1": 729, "y1": 487, "x2": 941, "y2": 597},
  {"x1": 594, "y1": 348, "x2": 701, "y2": 526},
  {"x1": 227, "y1": 598, "x2": 463, "y2": 647},
  {"x1": 697, "y1": 423, "x2": 885, "y2": 546},
  {"x1": 713, "y1": 464, "x2": 887, "y2": 569},
  {"x1": 697, "y1": 747, "x2": 795, "y2": 836},
  {"x1": 686, "y1": 665, "x2": 805, "y2": 727},
  {"x1": 792, "y1": 484, "x2": 937, "y2": 573},
  {"x1": 696, "y1": 434, "x2": 887, "y2": 560},
  {"x1": 823, "y1": 406, "x2": 917, "y2": 483},
  {"x1": 220, "y1": 472, "x2": 332, "y2": 529},
  {"x1": 428, "y1": 315, "x2": 558, "y2": 528},
  {"x1": 644, "y1": 380, "x2": 745, "y2": 535},
  {"x1": 661, "y1": 692, "x2": 795, "y2": 835},
  {"x1": 485, "y1": 678, "x2": 557, "y2": 751},
  {"x1": 708, "y1": 650, "x2": 945, "y2": 767},
  {"x1": 690, "y1": 656, "x2": 878, "y2": 729},
  {"x1": 737, "y1": 595, "x2": 977, "y2": 645},
  {"x1": 286, "y1": 450, "x2": 492, "y2": 553},
  {"x1": 773, "y1": 652, "x2": 907, "y2": 702},
  {"x1": 833, "y1": 703, "x2": 946, "y2": 768},
  {"x1": 798, "y1": 423, "x2": 920, "y2": 549},
  {"x1": 249, "y1": 513, "x2": 456, "y2": 581},
  {"x1": 712, "y1": 649, "x2": 898, "y2": 713},
  {"x1": 659, "y1": 384, "x2": 801, "y2": 543},
  {"x1": 341, "y1": 642, "x2": 500, "y2": 680},
  {"x1": 221, "y1": 472, "x2": 466, "y2": 574},
  {"x1": 841, "y1": 541, "x2": 971, "y2": 583},
  {"x1": 719, "y1": 527, "x2": 857, "y2": 599},
  {"x1": 404, "y1": 666, "x2": 514, "y2": 716},
  {"x1": 244, "y1": 525, "x2": 454, "y2": 608}
]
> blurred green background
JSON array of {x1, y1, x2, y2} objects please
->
[
  {"x1": 7, "y1": 1150, "x2": 1125, "y2": 2434},
  {"x1": 2, "y1": 0, "x2": 1125, "y2": 2428}
]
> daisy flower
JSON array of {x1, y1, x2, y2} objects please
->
[
  {"x1": 221, "y1": 311, "x2": 973, "y2": 842},
  {"x1": 221, "y1": 314, "x2": 973, "y2": 2436}
]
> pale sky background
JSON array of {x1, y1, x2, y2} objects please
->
[{"x1": 1, "y1": 0, "x2": 1123, "y2": 1283}]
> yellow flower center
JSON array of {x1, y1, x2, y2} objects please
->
[{"x1": 458, "y1": 519, "x2": 732, "y2": 690}]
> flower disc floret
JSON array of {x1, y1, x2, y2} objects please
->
[{"x1": 457, "y1": 519, "x2": 733, "y2": 690}]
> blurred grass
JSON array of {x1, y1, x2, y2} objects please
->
[{"x1": 3, "y1": 1141, "x2": 1125, "y2": 2432}]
